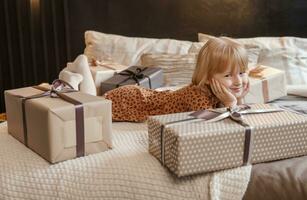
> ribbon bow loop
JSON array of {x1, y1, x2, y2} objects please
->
[
  {"x1": 49, "y1": 79, "x2": 75, "y2": 97},
  {"x1": 119, "y1": 67, "x2": 146, "y2": 81},
  {"x1": 116, "y1": 66, "x2": 152, "y2": 88}
]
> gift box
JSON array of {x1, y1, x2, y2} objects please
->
[
  {"x1": 90, "y1": 61, "x2": 128, "y2": 96},
  {"x1": 244, "y1": 66, "x2": 287, "y2": 103},
  {"x1": 148, "y1": 104, "x2": 307, "y2": 177},
  {"x1": 5, "y1": 83, "x2": 112, "y2": 163},
  {"x1": 100, "y1": 66, "x2": 163, "y2": 95}
]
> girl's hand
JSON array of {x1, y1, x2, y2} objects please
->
[
  {"x1": 237, "y1": 80, "x2": 250, "y2": 100},
  {"x1": 210, "y1": 78, "x2": 237, "y2": 107}
]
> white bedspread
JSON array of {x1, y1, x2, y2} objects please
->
[{"x1": 0, "y1": 122, "x2": 251, "y2": 200}]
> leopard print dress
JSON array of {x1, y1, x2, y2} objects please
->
[{"x1": 104, "y1": 84, "x2": 220, "y2": 122}]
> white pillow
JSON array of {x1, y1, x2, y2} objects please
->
[
  {"x1": 59, "y1": 68, "x2": 83, "y2": 90},
  {"x1": 198, "y1": 33, "x2": 307, "y2": 85},
  {"x1": 141, "y1": 53, "x2": 197, "y2": 86},
  {"x1": 287, "y1": 85, "x2": 307, "y2": 97},
  {"x1": 198, "y1": 33, "x2": 283, "y2": 49},
  {"x1": 84, "y1": 31, "x2": 193, "y2": 66},
  {"x1": 67, "y1": 54, "x2": 96, "y2": 96}
]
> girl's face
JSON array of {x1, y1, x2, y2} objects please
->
[{"x1": 212, "y1": 66, "x2": 248, "y2": 98}]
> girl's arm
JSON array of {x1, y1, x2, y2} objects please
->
[{"x1": 237, "y1": 98, "x2": 244, "y2": 105}]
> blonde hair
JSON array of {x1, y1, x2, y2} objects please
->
[{"x1": 192, "y1": 37, "x2": 248, "y2": 88}]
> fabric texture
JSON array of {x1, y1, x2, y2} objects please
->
[
  {"x1": 198, "y1": 33, "x2": 307, "y2": 85},
  {"x1": 104, "y1": 84, "x2": 220, "y2": 122},
  {"x1": 0, "y1": 121, "x2": 251, "y2": 200},
  {"x1": 244, "y1": 95, "x2": 307, "y2": 200},
  {"x1": 141, "y1": 53, "x2": 197, "y2": 86},
  {"x1": 84, "y1": 31, "x2": 193, "y2": 66},
  {"x1": 66, "y1": 54, "x2": 97, "y2": 96},
  {"x1": 287, "y1": 85, "x2": 307, "y2": 97},
  {"x1": 59, "y1": 68, "x2": 83, "y2": 90}
]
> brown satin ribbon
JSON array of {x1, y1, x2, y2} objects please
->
[
  {"x1": 232, "y1": 119, "x2": 253, "y2": 165},
  {"x1": 20, "y1": 81, "x2": 85, "y2": 158}
]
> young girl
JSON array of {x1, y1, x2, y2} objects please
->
[{"x1": 104, "y1": 37, "x2": 250, "y2": 122}]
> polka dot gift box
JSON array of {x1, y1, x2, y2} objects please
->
[{"x1": 148, "y1": 104, "x2": 307, "y2": 177}]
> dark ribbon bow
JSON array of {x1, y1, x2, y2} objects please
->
[
  {"x1": 20, "y1": 79, "x2": 85, "y2": 158},
  {"x1": 117, "y1": 67, "x2": 152, "y2": 88}
]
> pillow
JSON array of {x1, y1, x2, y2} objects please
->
[
  {"x1": 198, "y1": 33, "x2": 307, "y2": 85},
  {"x1": 141, "y1": 53, "x2": 197, "y2": 86},
  {"x1": 67, "y1": 54, "x2": 97, "y2": 96},
  {"x1": 287, "y1": 85, "x2": 307, "y2": 97},
  {"x1": 59, "y1": 68, "x2": 83, "y2": 90},
  {"x1": 257, "y1": 47, "x2": 307, "y2": 84},
  {"x1": 84, "y1": 31, "x2": 193, "y2": 66},
  {"x1": 198, "y1": 33, "x2": 283, "y2": 49}
]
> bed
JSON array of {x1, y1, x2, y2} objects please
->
[
  {"x1": 0, "y1": 119, "x2": 251, "y2": 200},
  {"x1": 3, "y1": 22, "x2": 307, "y2": 200},
  {"x1": 1, "y1": 96, "x2": 307, "y2": 200}
]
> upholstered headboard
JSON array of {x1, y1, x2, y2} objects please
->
[{"x1": 1, "y1": 0, "x2": 307, "y2": 112}]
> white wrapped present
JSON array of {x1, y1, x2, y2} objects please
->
[{"x1": 244, "y1": 66, "x2": 287, "y2": 103}]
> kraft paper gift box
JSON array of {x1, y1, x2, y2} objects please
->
[
  {"x1": 90, "y1": 62, "x2": 128, "y2": 96},
  {"x1": 148, "y1": 104, "x2": 307, "y2": 177},
  {"x1": 4, "y1": 85, "x2": 112, "y2": 163},
  {"x1": 244, "y1": 66, "x2": 287, "y2": 103},
  {"x1": 100, "y1": 66, "x2": 163, "y2": 95}
]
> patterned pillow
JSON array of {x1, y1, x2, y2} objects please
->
[{"x1": 141, "y1": 53, "x2": 197, "y2": 86}]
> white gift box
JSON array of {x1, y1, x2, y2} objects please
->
[{"x1": 244, "y1": 66, "x2": 287, "y2": 103}]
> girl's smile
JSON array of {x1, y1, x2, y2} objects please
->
[{"x1": 230, "y1": 86, "x2": 242, "y2": 93}]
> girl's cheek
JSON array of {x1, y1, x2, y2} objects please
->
[
  {"x1": 221, "y1": 79, "x2": 232, "y2": 88},
  {"x1": 241, "y1": 76, "x2": 248, "y2": 84}
]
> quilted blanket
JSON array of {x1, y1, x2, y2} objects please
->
[{"x1": 0, "y1": 122, "x2": 251, "y2": 200}]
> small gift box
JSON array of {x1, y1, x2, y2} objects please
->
[
  {"x1": 5, "y1": 80, "x2": 112, "y2": 163},
  {"x1": 89, "y1": 60, "x2": 128, "y2": 96},
  {"x1": 244, "y1": 66, "x2": 287, "y2": 103},
  {"x1": 100, "y1": 66, "x2": 163, "y2": 95},
  {"x1": 148, "y1": 104, "x2": 307, "y2": 177}
]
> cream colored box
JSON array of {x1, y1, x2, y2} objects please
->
[
  {"x1": 244, "y1": 66, "x2": 287, "y2": 103},
  {"x1": 148, "y1": 104, "x2": 307, "y2": 177},
  {"x1": 90, "y1": 63, "x2": 128, "y2": 96},
  {"x1": 5, "y1": 86, "x2": 112, "y2": 163}
]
